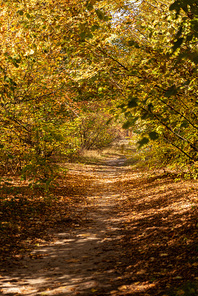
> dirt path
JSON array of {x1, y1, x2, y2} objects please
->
[
  {"x1": 0, "y1": 156, "x2": 197, "y2": 296},
  {"x1": 0, "y1": 157, "x2": 130, "y2": 296}
]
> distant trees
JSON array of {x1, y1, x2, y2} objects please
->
[{"x1": 0, "y1": 0, "x2": 197, "y2": 182}]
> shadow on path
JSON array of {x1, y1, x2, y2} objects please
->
[
  {"x1": 0, "y1": 156, "x2": 197, "y2": 296},
  {"x1": 0, "y1": 157, "x2": 130, "y2": 296}
]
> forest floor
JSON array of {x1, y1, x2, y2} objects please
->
[{"x1": 0, "y1": 147, "x2": 198, "y2": 296}]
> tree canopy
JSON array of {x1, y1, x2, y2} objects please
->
[{"x1": 0, "y1": 0, "x2": 197, "y2": 182}]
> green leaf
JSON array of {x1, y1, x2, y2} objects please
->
[
  {"x1": 141, "y1": 111, "x2": 149, "y2": 120},
  {"x1": 86, "y1": 1, "x2": 94, "y2": 11},
  {"x1": 5, "y1": 76, "x2": 11, "y2": 83},
  {"x1": 13, "y1": 61, "x2": 19, "y2": 68},
  {"x1": 148, "y1": 103, "x2": 153, "y2": 112},
  {"x1": 123, "y1": 117, "x2": 138, "y2": 129},
  {"x1": 91, "y1": 25, "x2": 100, "y2": 31},
  {"x1": 191, "y1": 19, "x2": 198, "y2": 32},
  {"x1": 149, "y1": 131, "x2": 159, "y2": 140},
  {"x1": 186, "y1": 34, "x2": 194, "y2": 42},
  {"x1": 180, "y1": 120, "x2": 189, "y2": 128},
  {"x1": 164, "y1": 85, "x2": 178, "y2": 97},
  {"x1": 189, "y1": 52, "x2": 198, "y2": 64},
  {"x1": 17, "y1": 10, "x2": 24, "y2": 15},
  {"x1": 104, "y1": 16, "x2": 110, "y2": 21},
  {"x1": 138, "y1": 137, "x2": 149, "y2": 148},
  {"x1": 175, "y1": 26, "x2": 182, "y2": 39},
  {"x1": 118, "y1": 103, "x2": 125, "y2": 109},
  {"x1": 80, "y1": 31, "x2": 93, "y2": 41},
  {"x1": 169, "y1": 1, "x2": 180, "y2": 13},
  {"x1": 106, "y1": 118, "x2": 113, "y2": 125},
  {"x1": 128, "y1": 39, "x2": 140, "y2": 48},
  {"x1": 122, "y1": 121, "x2": 131, "y2": 129},
  {"x1": 80, "y1": 32, "x2": 86, "y2": 41},
  {"x1": 128, "y1": 96, "x2": 138, "y2": 108},
  {"x1": 172, "y1": 38, "x2": 184, "y2": 53},
  {"x1": 95, "y1": 9, "x2": 105, "y2": 20}
]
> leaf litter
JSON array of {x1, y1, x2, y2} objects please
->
[{"x1": 0, "y1": 155, "x2": 197, "y2": 296}]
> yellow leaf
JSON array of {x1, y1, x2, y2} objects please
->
[
  {"x1": 118, "y1": 285, "x2": 127, "y2": 291},
  {"x1": 176, "y1": 290, "x2": 185, "y2": 296}
]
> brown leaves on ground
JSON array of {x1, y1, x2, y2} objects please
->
[
  {"x1": 0, "y1": 158, "x2": 197, "y2": 296},
  {"x1": 0, "y1": 172, "x2": 94, "y2": 266},
  {"x1": 105, "y1": 169, "x2": 198, "y2": 295}
]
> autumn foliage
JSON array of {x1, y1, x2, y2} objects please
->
[{"x1": 0, "y1": 0, "x2": 197, "y2": 181}]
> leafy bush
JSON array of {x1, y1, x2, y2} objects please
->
[{"x1": 77, "y1": 113, "x2": 120, "y2": 150}]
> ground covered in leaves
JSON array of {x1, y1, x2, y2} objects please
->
[{"x1": 0, "y1": 150, "x2": 197, "y2": 296}]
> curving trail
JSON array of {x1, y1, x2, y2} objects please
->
[
  {"x1": 0, "y1": 156, "x2": 197, "y2": 296},
  {"x1": 0, "y1": 157, "x2": 131, "y2": 296}
]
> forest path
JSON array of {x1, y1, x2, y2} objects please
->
[
  {"x1": 0, "y1": 156, "x2": 135, "y2": 296},
  {"x1": 0, "y1": 154, "x2": 197, "y2": 296}
]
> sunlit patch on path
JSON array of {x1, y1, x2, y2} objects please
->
[{"x1": 0, "y1": 156, "x2": 197, "y2": 296}]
